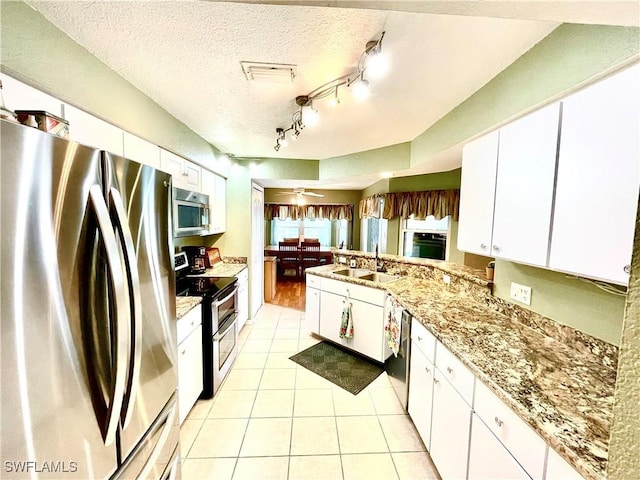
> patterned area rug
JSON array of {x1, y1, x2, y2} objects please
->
[{"x1": 289, "y1": 341, "x2": 384, "y2": 395}]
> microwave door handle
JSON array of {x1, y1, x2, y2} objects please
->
[
  {"x1": 109, "y1": 187, "x2": 143, "y2": 428},
  {"x1": 89, "y1": 186, "x2": 129, "y2": 446},
  {"x1": 214, "y1": 286, "x2": 239, "y2": 308}
]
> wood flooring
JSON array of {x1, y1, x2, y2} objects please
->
[{"x1": 268, "y1": 278, "x2": 306, "y2": 311}]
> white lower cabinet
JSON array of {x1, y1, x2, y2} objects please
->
[
  {"x1": 545, "y1": 447, "x2": 584, "y2": 480},
  {"x1": 429, "y1": 367, "x2": 473, "y2": 480},
  {"x1": 468, "y1": 413, "x2": 532, "y2": 480},
  {"x1": 305, "y1": 285, "x2": 320, "y2": 334},
  {"x1": 408, "y1": 341, "x2": 435, "y2": 449},
  {"x1": 177, "y1": 306, "x2": 203, "y2": 425}
]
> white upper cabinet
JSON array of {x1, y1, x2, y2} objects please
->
[
  {"x1": 491, "y1": 102, "x2": 560, "y2": 267},
  {"x1": 0, "y1": 74, "x2": 63, "y2": 117},
  {"x1": 457, "y1": 130, "x2": 499, "y2": 256},
  {"x1": 63, "y1": 104, "x2": 124, "y2": 155},
  {"x1": 213, "y1": 173, "x2": 227, "y2": 233},
  {"x1": 549, "y1": 64, "x2": 640, "y2": 285},
  {"x1": 160, "y1": 148, "x2": 201, "y2": 191},
  {"x1": 123, "y1": 132, "x2": 161, "y2": 169}
]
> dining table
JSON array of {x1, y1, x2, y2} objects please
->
[{"x1": 264, "y1": 245, "x2": 334, "y2": 265}]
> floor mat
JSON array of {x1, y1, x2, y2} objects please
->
[{"x1": 289, "y1": 341, "x2": 384, "y2": 395}]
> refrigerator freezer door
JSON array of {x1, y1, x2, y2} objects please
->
[
  {"x1": 103, "y1": 153, "x2": 178, "y2": 463},
  {"x1": 1, "y1": 120, "x2": 119, "y2": 478}
]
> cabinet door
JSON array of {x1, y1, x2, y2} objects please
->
[
  {"x1": 184, "y1": 160, "x2": 201, "y2": 191},
  {"x1": 457, "y1": 130, "x2": 499, "y2": 256},
  {"x1": 123, "y1": 132, "x2": 160, "y2": 169},
  {"x1": 214, "y1": 174, "x2": 227, "y2": 233},
  {"x1": 201, "y1": 169, "x2": 216, "y2": 234},
  {"x1": 319, "y1": 291, "x2": 384, "y2": 361},
  {"x1": 550, "y1": 64, "x2": 640, "y2": 285},
  {"x1": 178, "y1": 325, "x2": 203, "y2": 424},
  {"x1": 491, "y1": 103, "x2": 560, "y2": 266},
  {"x1": 0, "y1": 74, "x2": 63, "y2": 117},
  {"x1": 305, "y1": 286, "x2": 320, "y2": 334},
  {"x1": 160, "y1": 149, "x2": 186, "y2": 188},
  {"x1": 545, "y1": 448, "x2": 584, "y2": 480},
  {"x1": 237, "y1": 277, "x2": 249, "y2": 332},
  {"x1": 430, "y1": 368, "x2": 473, "y2": 480},
  {"x1": 408, "y1": 342, "x2": 435, "y2": 450},
  {"x1": 468, "y1": 413, "x2": 532, "y2": 480},
  {"x1": 64, "y1": 105, "x2": 124, "y2": 155}
]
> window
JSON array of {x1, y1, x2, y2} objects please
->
[
  {"x1": 361, "y1": 197, "x2": 387, "y2": 253},
  {"x1": 400, "y1": 215, "x2": 450, "y2": 260},
  {"x1": 272, "y1": 218, "x2": 345, "y2": 246}
]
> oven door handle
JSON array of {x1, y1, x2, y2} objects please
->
[
  {"x1": 213, "y1": 313, "x2": 237, "y2": 341},
  {"x1": 213, "y1": 286, "x2": 238, "y2": 308}
]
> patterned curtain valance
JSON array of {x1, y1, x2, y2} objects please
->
[
  {"x1": 359, "y1": 190, "x2": 460, "y2": 221},
  {"x1": 264, "y1": 203, "x2": 354, "y2": 221}
]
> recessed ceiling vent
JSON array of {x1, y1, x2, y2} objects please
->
[{"x1": 241, "y1": 61, "x2": 297, "y2": 83}]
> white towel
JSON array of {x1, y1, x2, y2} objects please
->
[
  {"x1": 339, "y1": 293, "x2": 354, "y2": 339},
  {"x1": 384, "y1": 295, "x2": 403, "y2": 357}
]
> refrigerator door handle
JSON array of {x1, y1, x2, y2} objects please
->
[
  {"x1": 89, "y1": 185, "x2": 129, "y2": 446},
  {"x1": 138, "y1": 400, "x2": 178, "y2": 480},
  {"x1": 109, "y1": 187, "x2": 143, "y2": 428}
]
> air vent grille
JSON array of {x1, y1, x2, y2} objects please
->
[{"x1": 241, "y1": 62, "x2": 297, "y2": 83}]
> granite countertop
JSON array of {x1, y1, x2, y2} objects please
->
[
  {"x1": 186, "y1": 262, "x2": 247, "y2": 278},
  {"x1": 176, "y1": 296, "x2": 202, "y2": 320},
  {"x1": 307, "y1": 264, "x2": 615, "y2": 480}
]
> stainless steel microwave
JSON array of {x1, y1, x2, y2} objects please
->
[{"x1": 173, "y1": 187, "x2": 210, "y2": 237}]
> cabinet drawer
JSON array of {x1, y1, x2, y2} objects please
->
[
  {"x1": 435, "y1": 341, "x2": 475, "y2": 405},
  {"x1": 321, "y1": 277, "x2": 386, "y2": 306},
  {"x1": 474, "y1": 380, "x2": 546, "y2": 479},
  {"x1": 411, "y1": 319, "x2": 436, "y2": 362},
  {"x1": 306, "y1": 274, "x2": 321, "y2": 288},
  {"x1": 236, "y1": 268, "x2": 248, "y2": 283},
  {"x1": 177, "y1": 305, "x2": 201, "y2": 344}
]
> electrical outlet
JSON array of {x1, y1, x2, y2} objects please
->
[
  {"x1": 338, "y1": 256, "x2": 347, "y2": 264},
  {"x1": 510, "y1": 282, "x2": 532, "y2": 305},
  {"x1": 443, "y1": 274, "x2": 451, "y2": 285}
]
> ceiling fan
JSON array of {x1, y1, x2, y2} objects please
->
[{"x1": 275, "y1": 188, "x2": 324, "y2": 202}]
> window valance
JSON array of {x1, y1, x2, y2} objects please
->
[
  {"x1": 359, "y1": 190, "x2": 460, "y2": 221},
  {"x1": 265, "y1": 203, "x2": 354, "y2": 221}
]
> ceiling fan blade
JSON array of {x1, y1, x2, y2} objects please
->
[{"x1": 302, "y1": 191, "x2": 324, "y2": 197}]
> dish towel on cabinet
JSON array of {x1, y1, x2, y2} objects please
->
[
  {"x1": 384, "y1": 294, "x2": 403, "y2": 357},
  {"x1": 339, "y1": 292, "x2": 354, "y2": 339}
]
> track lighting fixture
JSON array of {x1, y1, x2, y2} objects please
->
[{"x1": 274, "y1": 31, "x2": 387, "y2": 151}]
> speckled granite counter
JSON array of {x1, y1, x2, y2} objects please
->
[
  {"x1": 307, "y1": 262, "x2": 617, "y2": 480},
  {"x1": 186, "y1": 261, "x2": 247, "y2": 278},
  {"x1": 176, "y1": 296, "x2": 202, "y2": 320}
]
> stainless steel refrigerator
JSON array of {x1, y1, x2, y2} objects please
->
[{"x1": 1, "y1": 119, "x2": 180, "y2": 479}]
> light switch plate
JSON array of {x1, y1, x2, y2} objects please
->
[
  {"x1": 338, "y1": 256, "x2": 347, "y2": 264},
  {"x1": 510, "y1": 282, "x2": 532, "y2": 305},
  {"x1": 443, "y1": 274, "x2": 451, "y2": 285}
]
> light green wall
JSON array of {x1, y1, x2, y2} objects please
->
[
  {"x1": 388, "y1": 169, "x2": 461, "y2": 192},
  {"x1": 494, "y1": 260, "x2": 626, "y2": 345},
  {"x1": 0, "y1": 1, "x2": 226, "y2": 175},
  {"x1": 320, "y1": 142, "x2": 410, "y2": 180},
  {"x1": 410, "y1": 23, "x2": 640, "y2": 167}
]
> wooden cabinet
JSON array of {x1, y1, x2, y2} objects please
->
[
  {"x1": 457, "y1": 130, "x2": 499, "y2": 257},
  {"x1": 160, "y1": 148, "x2": 201, "y2": 191},
  {"x1": 408, "y1": 340, "x2": 435, "y2": 450},
  {"x1": 429, "y1": 366, "x2": 473, "y2": 480},
  {"x1": 236, "y1": 268, "x2": 249, "y2": 332},
  {"x1": 468, "y1": 413, "x2": 532, "y2": 480},
  {"x1": 64, "y1": 104, "x2": 124, "y2": 155},
  {"x1": 177, "y1": 305, "x2": 203, "y2": 425},
  {"x1": 549, "y1": 64, "x2": 640, "y2": 285},
  {"x1": 458, "y1": 104, "x2": 560, "y2": 267},
  {"x1": 545, "y1": 447, "x2": 584, "y2": 480},
  {"x1": 305, "y1": 274, "x2": 321, "y2": 334},
  {"x1": 123, "y1": 131, "x2": 161, "y2": 169}
]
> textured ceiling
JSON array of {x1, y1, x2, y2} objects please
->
[{"x1": 23, "y1": 1, "x2": 636, "y2": 189}]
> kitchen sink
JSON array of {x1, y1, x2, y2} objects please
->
[
  {"x1": 358, "y1": 272, "x2": 399, "y2": 283},
  {"x1": 333, "y1": 268, "x2": 371, "y2": 278}
]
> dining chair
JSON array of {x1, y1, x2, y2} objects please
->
[
  {"x1": 300, "y1": 241, "x2": 323, "y2": 276},
  {"x1": 278, "y1": 241, "x2": 301, "y2": 280}
]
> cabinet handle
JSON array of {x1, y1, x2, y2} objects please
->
[
  {"x1": 624, "y1": 265, "x2": 631, "y2": 274},
  {"x1": 446, "y1": 366, "x2": 453, "y2": 375},
  {"x1": 494, "y1": 416, "x2": 504, "y2": 427},
  {"x1": 417, "y1": 336, "x2": 423, "y2": 342},
  {"x1": 433, "y1": 378, "x2": 440, "y2": 385},
  {"x1": 424, "y1": 367, "x2": 431, "y2": 374},
  {"x1": 191, "y1": 321, "x2": 195, "y2": 327},
  {"x1": 492, "y1": 245, "x2": 500, "y2": 252},
  {"x1": 180, "y1": 349, "x2": 186, "y2": 355},
  {"x1": 480, "y1": 243, "x2": 487, "y2": 250}
]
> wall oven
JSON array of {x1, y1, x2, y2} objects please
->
[{"x1": 173, "y1": 187, "x2": 210, "y2": 237}]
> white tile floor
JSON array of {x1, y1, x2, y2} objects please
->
[{"x1": 180, "y1": 303, "x2": 440, "y2": 480}]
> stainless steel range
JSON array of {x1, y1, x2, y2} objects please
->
[{"x1": 175, "y1": 253, "x2": 239, "y2": 398}]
